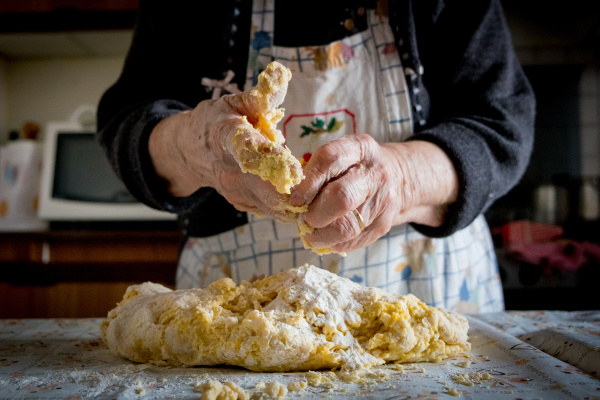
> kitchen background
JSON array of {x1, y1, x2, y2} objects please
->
[{"x1": 0, "y1": 0, "x2": 599, "y2": 316}]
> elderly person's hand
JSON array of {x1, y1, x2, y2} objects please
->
[
  {"x1": 148, "y1": 90, "x2": 300, "y2": 223},
  {"x1": 289, "y1": 134, "x2": 459, "y2": 253}
]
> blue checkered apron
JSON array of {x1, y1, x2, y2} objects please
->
[{"x1": 177, "y1": 0, "x2": 504, "y2": 313}]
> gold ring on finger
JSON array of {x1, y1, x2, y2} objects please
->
[{"x1": 353, "y1": 209, "x2": 366, "y2": 231}]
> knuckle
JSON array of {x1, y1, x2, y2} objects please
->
[
  {"x1": 313, "y1": 142, "x2": 340, "y2": 166},
  {"x1": 373, "y1": 223, "x2": 389, "y2": 238},
  {"x1": 333, "y1": 214, "x2": 360, "y2": 241},
  {"x1": 356, "y1": 133, "x2": 378, "y2": 161},
  {"x1": 334, "y1": 185, "x2": 357, "y2": 212},
  {"x1": 372, "y1": 215, "x2": 392, "y2": 238},
  {"x1": 214, "y1": 168, "x2": 231, "y2": 190},
  {"x1": 357, "y1": 132, "x2": 376, "y2": 144},
  {"x1": 262, "y1": 188, "x2": 283, "y2": 209}
]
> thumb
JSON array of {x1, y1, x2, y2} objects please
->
[{"x1": 222, "y1": 62, "x2": 291, "y2": 144}]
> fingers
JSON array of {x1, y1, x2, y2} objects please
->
[
  {"x1": 302, "y1": 211, "x2": 363, "y2": 249},
  {"x1": 253, "y1": 61, "x2": 291, "y2": 110},
  {"x1": 215, "y1": 167, "x2": 299, "y2": 224},
  {"x1": 222, "y1": 61, "x2": 291, "y2": 123},
  {"x1": 301, "y1": 164, "x2": 373, "y2": 229},
  {"x1": 330, "y1": 221, "x2": 388, "y2": 253},
  {"x1": 290, "y1": 134, "x2": 377, "y2": 207},
  {"x1": 302, "y1": 209, "x2": 393, "y2": 254},
  {"x1": 292, "y1": 135, "x2": 401, "y2": 253}
]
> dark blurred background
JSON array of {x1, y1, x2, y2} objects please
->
[{"x1": 0, "y1": 1, "x2": 599, "y2": 316}]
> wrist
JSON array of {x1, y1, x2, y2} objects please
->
[
  {"x1": 383, "y1": 141, "x2": 459, "y2": 227},
  {"x1": 148, "y1": 111, "x2": 213, "y2": 197}
]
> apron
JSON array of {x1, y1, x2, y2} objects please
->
[{"x1": 178, "y1": 0, "x2": 504, "y2": 314}]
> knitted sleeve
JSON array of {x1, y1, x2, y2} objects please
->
[
  {"x1": 403, "y1": 0, "x2": 535, "y2": 237},
  {"x1": 96, "y1": 0, "x2": 250, "y2": 214}
]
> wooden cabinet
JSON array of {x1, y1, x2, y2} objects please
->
[
  {"x1": 0, "y1": 229, "x2": 182, "y2": 318},
  {"x1": 0, "y1": 0, "x2": 55, "y2": 13},
  {"x1": 0, "y1": 0, "x2": 139, "y2": 13},
  {"x1": 0, "y1": 0, "x2": 139, "y2": 32}
]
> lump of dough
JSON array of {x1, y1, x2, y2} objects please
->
[
  {"x1": 231, "y1": 61, "x2": 303, "y2": 196},
  {"x1": 101, "y1": 265, "x2": 470, "y2": 372},
  {"x1": 229, "y1": 62, "x2": 336, "y2": 254}
]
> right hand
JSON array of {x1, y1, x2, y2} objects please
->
[{"x1": 148, "y1": 91, "x2": 299, "y2": 223}]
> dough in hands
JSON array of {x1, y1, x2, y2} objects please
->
[
  {"x1": 101, "y1": 265, "x2": 470, "y2": 372},
  {"x1": 229, "y1": 62, "x2": 335, "y2": 254},
  {"x1": 230, "y1": 61, "x2": 304, "y2": 198}
]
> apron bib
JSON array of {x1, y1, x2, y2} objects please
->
[{"x1": 178, "y1": 0, "x2": 504, "y2": 313}]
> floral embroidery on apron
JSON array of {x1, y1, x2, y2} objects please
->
[{"x1": 177, "y1": 0, "x2": 504, "y2": 314}]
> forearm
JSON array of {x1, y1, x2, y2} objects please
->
[{"x1": 97, "y1": 99, "x2": 192, "y2": 211}]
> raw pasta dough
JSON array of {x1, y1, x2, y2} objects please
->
[
  {"x1": 230, "y1": 61, "x2": 303, "y2": 198},
  {"x1": 230, "y1": 61, "x2": 337, "y2": 253},
  {"x1": 101, "y1": 265, "x2": 470, "y2": 372}
]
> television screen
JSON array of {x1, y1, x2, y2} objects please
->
[{"x1": 52, "y1": 132, "x2": 137, "y2": 203}]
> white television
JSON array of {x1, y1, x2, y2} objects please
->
[{"x1": 38, "y1": 121, "x2": 175, "y2": 222}]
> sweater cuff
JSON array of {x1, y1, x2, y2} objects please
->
[
  {"x1": 116, "y1": 99, "x2": 214, "y2": 214},
  {"x1": 406, "y1": 126, "x2": 493, "y2": 238}
]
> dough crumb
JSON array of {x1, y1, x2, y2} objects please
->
[
  {"x1": 263, "y1": 381, "x2": 288, "y2": 399},
  {"x1": 452, "y1": 372, "x2": 493, "y2": 386},
  {"x1": 337, "y1": 368, "x2": 390, "y2": 385},
  {"x1": 200, "y1": 381, "x2": 249, "y2": 400},
  {"x1": 305, "y1": 371, "x2": 332, "y2": 386},
  {"x1": 287, "y1": 381, "x2": 307, "y2": 392},
  {"x1": 447, "y1": 387, "x2": 460, "y2": 396}
]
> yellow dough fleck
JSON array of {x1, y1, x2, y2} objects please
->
[
  {"x1": 263, "y1": 381, "x2": 288, "y2": 399},
  {"x1": 297, "y1": 221, "x2": 337, "y2": 255},
  {"x1": 200, "y1": 381, "x2": 249, "y2": 400},
  {"x1": 101, "y1": 265, "x2": 470, "y2": 372},
  {"x1": 287, "y1": 381, "x2": 307, "y2": 392}
]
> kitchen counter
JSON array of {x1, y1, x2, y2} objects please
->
[
  {"x1": 0, "y1": 311, "x2": 598, "y2": 399},
  {"x1": 0, "y1": 229, "x2": 181, "y2": 318}
]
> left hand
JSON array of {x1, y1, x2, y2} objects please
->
[{"x1": 289, "y1": 134, "x2": 459, "y2": 254}]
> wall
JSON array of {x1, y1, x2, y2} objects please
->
[
  {"x1": 579, "y1": 65, "x2": 600, "y2": 177},
  {"x1": 3, "y1": 57, "x2": 124, "y2": 141},
  {"x1": 0, "y1": 58, "x2": 7, "y2": 142}
]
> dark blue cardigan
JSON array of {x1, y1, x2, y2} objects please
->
[{"x1": 97, "y1": 0, "x2": 535, "y2": 238}]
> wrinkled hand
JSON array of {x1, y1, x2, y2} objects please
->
[
  {"x1": 289, "y1": 134, "x2": 459, "y2": 253},
  {"x1": 148, "y1": 78, "x2": 300, "y2": 223}
]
